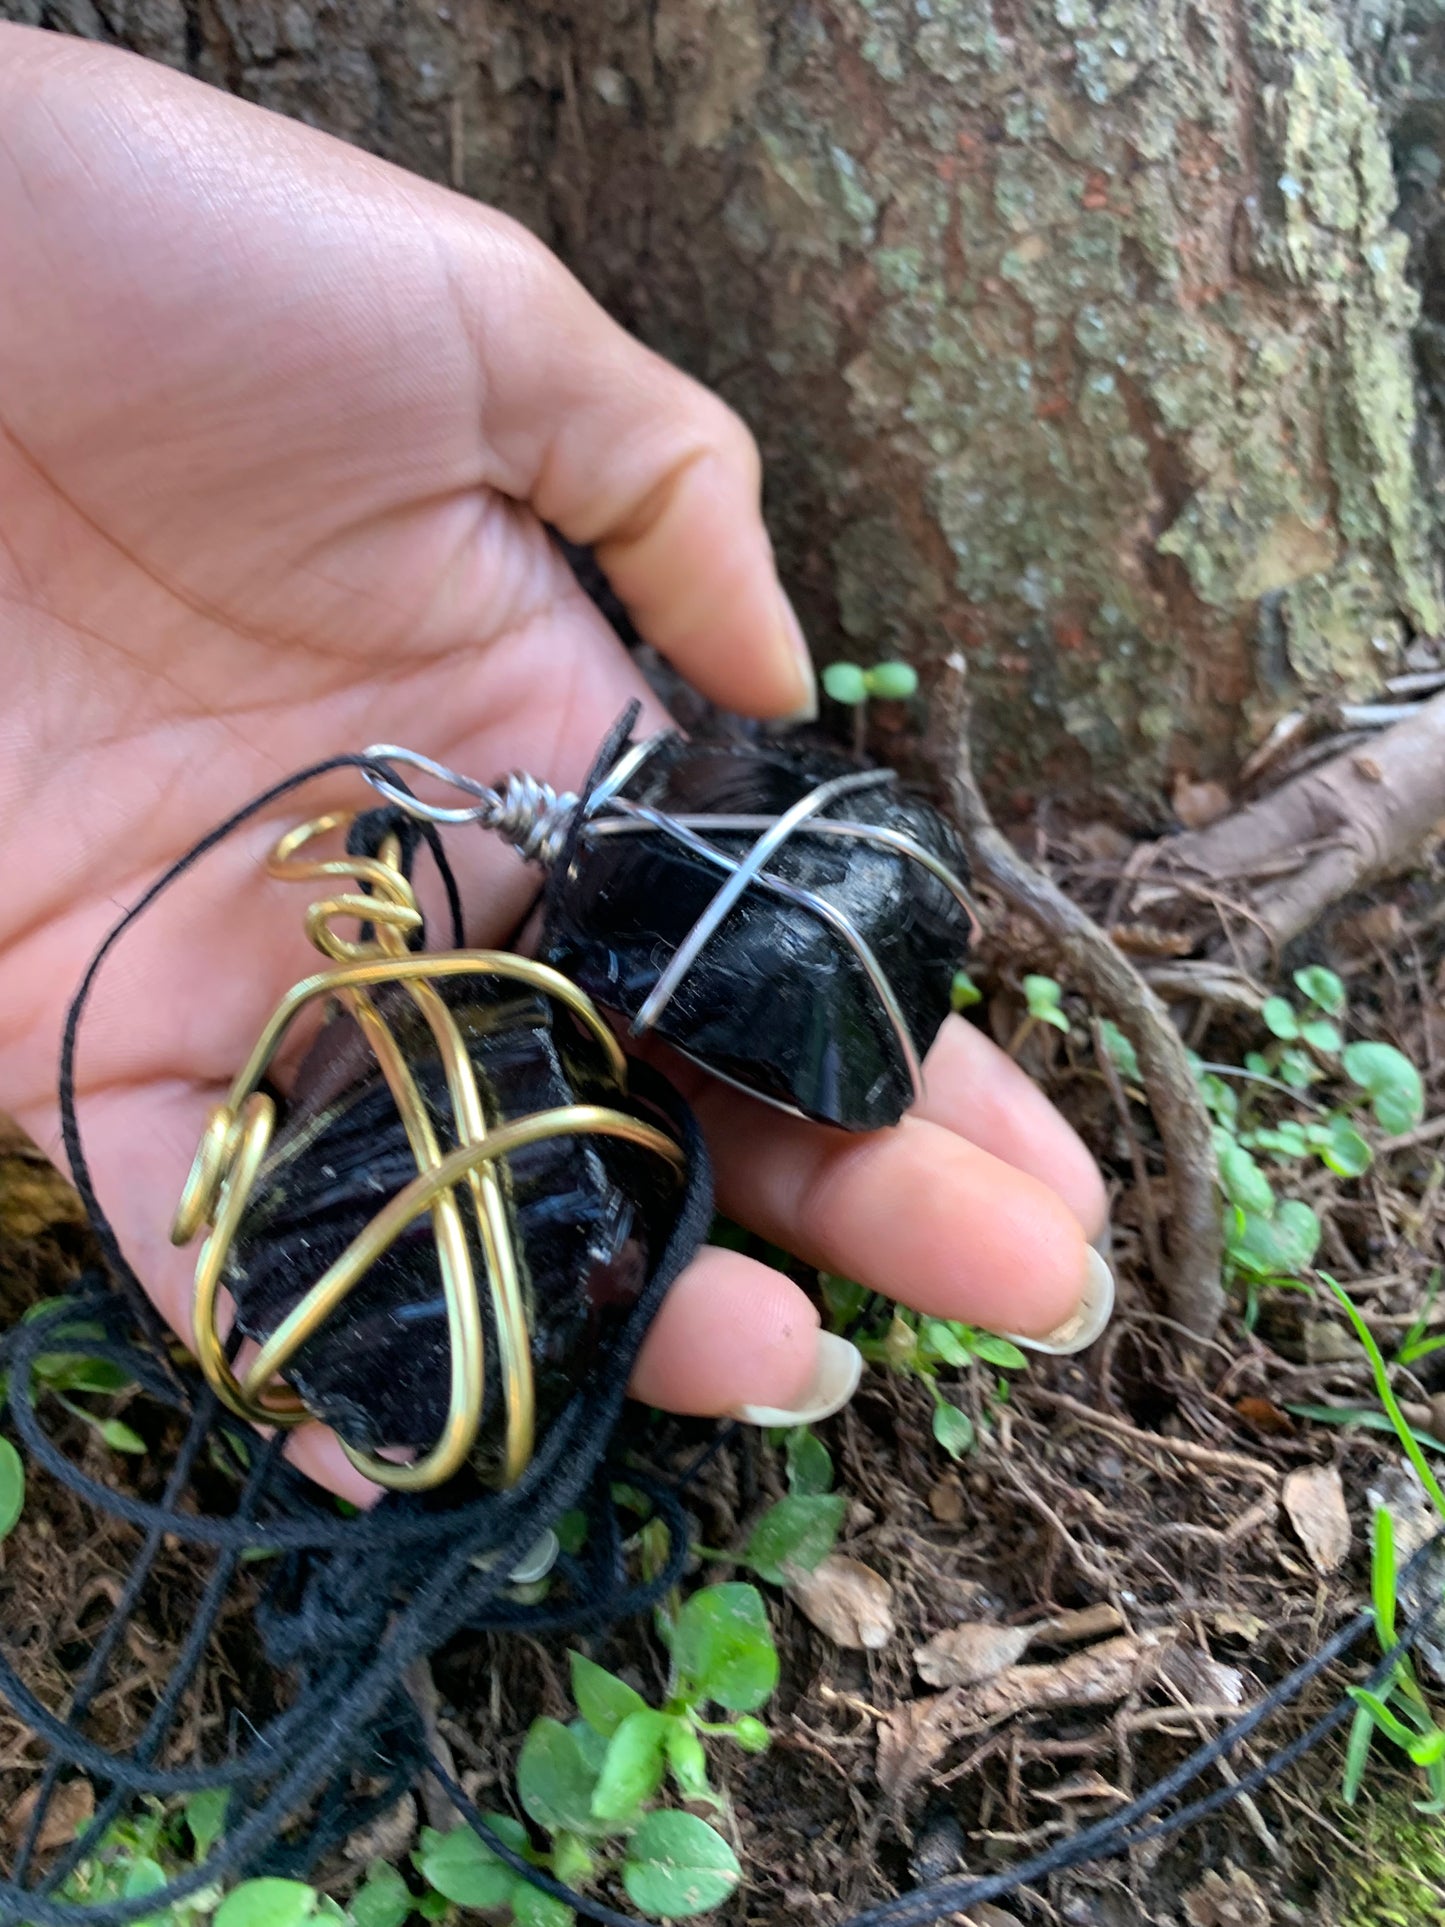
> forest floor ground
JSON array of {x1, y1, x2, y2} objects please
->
[{"x1": 2, "y1": 822, "x2": 1445, "y2": 1927}]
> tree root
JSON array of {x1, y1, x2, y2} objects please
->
[
  {"x1": 929, "y1": 657, "x2": 1224, "y2": 1338},
  {"x1": 1128, "y1": 687, "x2": 1445, "y2": 971}
]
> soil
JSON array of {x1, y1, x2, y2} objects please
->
[{"x1": 3, "y1": 823, "x2": 1445, "y2": 1927}]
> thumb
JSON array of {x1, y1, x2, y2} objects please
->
[{"x1": 463, "y1": 214, "x2": 817, "y2": 721}]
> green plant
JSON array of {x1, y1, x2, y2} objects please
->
[
  {"x1": 821, "y1": 659, "x2": 919, "y2": 705},
  {"x1": 694, "y1": 1429, "x2": 846, "y2": 1582},
  {"x1": 56, "y1": 1790, "x2": 232, "y2": 1922},
  {"x1": 855, "y1": 1306, "x2": 1027, "y2": 1459},
  {"x1": 417, "y1": 1581, "x2": 776, "y2": 1924},
  {"x1": 821, "y1": 657, "x2": 920, "y2": 751},
  {"x1": 1194, "y1": 970, "x2": 1424, "y2": 1324},
  {"x1": 950, "y1": 968, "x2": 983, "y2": 1012},
  {"x1": 0, "y1": 1436, "x2": 23, "y2": 1542},
  {"x1": 2, "y1": 1297, "x2": 145, "y2": 1462},
  {"x1": 1322, "y1": 1277, "x2": 1445, "y2": 1810}
]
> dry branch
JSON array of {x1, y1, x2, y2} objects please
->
[
  {"x1": 929, "y1": 657, "x2": 1224, "y2": 1337},
  {"x1": 1140, "y1": 688, "x2": 1445, "y2": 969}
]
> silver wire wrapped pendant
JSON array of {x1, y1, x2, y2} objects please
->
[
  {"x1": 363, "y1": 716, "x2": 976, "y2": 1133},
  {"x1": 538, "y1": 730, "x2": 974, "y2": 1130}
]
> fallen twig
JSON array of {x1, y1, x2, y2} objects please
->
[
  {"x1": 1029, "y1": 1388, "x2": 1280, "y2": 1486},
  {"x1": 929, "y1": 656, "x2": 1223, "y2": 1336},
  {"x1": 1139, "y1": 686, "x2": 1445, "y2": 968}
]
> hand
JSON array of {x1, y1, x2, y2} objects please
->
[{"x1": 0, "y1": 29, "x2": 1110, "y2": 1500}]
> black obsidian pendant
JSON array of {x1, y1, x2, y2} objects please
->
[
  {"x1": 539, "y1": 731, "x2": 974, "y2": 1132},
  {"x1": 222, "y1": 980, "x2": 679, "y2": 1481}
]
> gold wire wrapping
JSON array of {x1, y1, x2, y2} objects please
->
[{"x1": 171, "y1": 811, "x2": 685, "y2": 1493}]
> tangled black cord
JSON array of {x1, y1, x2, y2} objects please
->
[{"x1": 0, "y1": 753, "x2": 1440, "y2": 1925}]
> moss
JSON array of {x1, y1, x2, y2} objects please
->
[{"x1": 1337, "y1": 1792, "x2": 1445, "y2": 1925}]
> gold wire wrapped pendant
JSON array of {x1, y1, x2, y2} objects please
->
[{"x1": 170, "y1": 811, "x2": 686, "y2": 1493}]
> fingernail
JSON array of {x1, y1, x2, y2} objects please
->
[
  {"x1": 733, "y1": 1331, "x2": 862, "y2": 1427},
  {"x1": 999, "y1": 1246, "x2": 1116, "y2": 1357},
  {"x1": 776, "y1": 590, "x2": 819, "y2": 723}
]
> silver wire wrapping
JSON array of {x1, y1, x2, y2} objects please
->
[{"x1": 362, "y1": 734, "x2": 979, "y2": 1121}]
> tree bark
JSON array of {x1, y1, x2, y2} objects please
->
[{"x1": 10, "y1": 0, "x2": 1445, "y2": 807}]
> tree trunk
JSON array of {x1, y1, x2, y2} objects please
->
[{"x1": 12, "y1": 0, "x2": 1445, "y2": 806}]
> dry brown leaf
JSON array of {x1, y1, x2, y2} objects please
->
[
  {"x1": 1160, "y1": 1644, "x2": 1247, "y2": 1708},
  {"x1": 785, "y1": 1555, "x2": 896, "y2": 1650},
  {"x1": 6, "y1": 1779, "x2": 95, "y2": 1856},
  {"x1": 928, "y1": 1474, "x2": 965, "y2": 1524},
  {"x1": 1181, "y1": 1867, "x2": 1270, "y2": 1927},
  {"x1": 1233, "y1": 1395, "x2": 1295, "y2": 1436},
  {"x1": 1211, "y1": 1608, "x2": 1266, "y2": 1644},
  {"x1": 1072, "y1": 821, "x2": 1134, "y2": 863},
  {"x1": 1172, "y1": 775, "x2": 1232, "y2": 830},
  {"x1": 1282, "y1": 1463, "x2": 1351, "y2": 1573},
  {"x1": 876, "y1": 1689, "x2": 963, "y2": 1800},
  {"x1": 914, "y1": 1621, "x2": 1032, "y2": 1687}
]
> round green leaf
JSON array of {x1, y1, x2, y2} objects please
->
[
  {"x1": 664, "y1": 1718, "x2": 712, "y2": 1799},
  {"x1": 821, "y1": 662, "x2": 868, "y2": 705},
  {"x1": 214, "y1": 1879, "x2": 321, "y2": 1927},
  {"x1": 864, "y1": 661, "x2": 919, "y2": 700},
  {"x1": 550, "y1": 1833, "x2": 594, "y2": 1892},
  {"x1": 590, "y1": 1709, "x2": 670, "y2": 1823},
  {"x1": 35, "y1": 1355, "x2": 133, "y2": 1394},
  {"x1": 1299, "y1": 1018, "x2": 1342, "y2": 1055},
  {"x1": 920, "y1": 1318, "x2": 972, "y2": 1368},
  {"x1": 1278, "y1": 1047, "x2": 1320, "y2": 1090},
  {"x1": 1293, "y1": 965, "x2": 1346, "y2": 1015},
  {"x1": 932, "y1": 1400, "x2": 975, "y2": 1460},
  {"x1": 950, "y1": 969, "x2": 982, "y2": 1012},
  {"x1": 418, "y1": 1825, "x2": 517, "y2": 1909},
  {"x1": 672, "y1": 1583, "x2": 779, "y2": 1713},
  {"x1": 121, "y1": 1857, "x2": 168, "y2": 1899},
  {"x1": 1097, "y1": 1019, "x2": 1140, "y2": 1083},
  {"x1": 0, "y1": 1438, "x2": 25, "y2": 1540},
  {"x1": 349, "y1": 1862, "x2": 413, "y2": 1927},
  {"x1": 783, "y1": 1426, "x2": 833, "y2": 1497},
  {"x1": 1261, "y1": 996, "x2": 1299, "y2": 1040},
  {"x1": 568, "y1": 1717, "x2": 610, "y2": 1776},
  {"x1": 622, "y1": 1811, "x2": 742, "y2": 1919},
  {"x1": 967, "y1": 1332, "x2": 1028, "y2": 1371},
  {"x1": 732, "y1": 1716, "x2": 770, "y2": 1755},
  {"x1": 1320, "y1": 1114, "x2": 1372, "y2": 1179},
  {"x1": 1227, "y1": 1199, "x2": 1321, "y2": 1280},
  {"x1": 1343, "y1": 1041, "x2": 1425, "y2": 1134},
  {"x1": 1022, "y1": 975, "x2": 1070, "y2": 1033},
  {"x1": 518, "y1": 1718, "x2": 602, "y2": 1836},
  {"x1": 99, "y1": 1419, "x2": 146, "y2": 1455},
  {"x1": 1215, "y1": 1136, "x2": 1274, "y2": 1215},
  {"x1": 511, "y1": 1881, "x2": 574, "y2": 1927},
  {"x1": 742, "y1": 1493, "x2": 846, "y2": 1585},
  {"x1": 185, "y1": 1787, "x2": 230, "y2": 1860},
  {"x1": 570, "y1": 1654, "x2": 647, "y2": 1740}
]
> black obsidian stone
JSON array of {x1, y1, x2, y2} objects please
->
[
  {"x1": 223, "y1": 979, "x2": 679, "y2": 1474},
  {"x1": 540, "y1": 734, "x2": 972, "y2": 1131}
]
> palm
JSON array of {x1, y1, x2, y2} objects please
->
[{"x1": 0, "y1": 29, "x2": 1108, "y2": 1493}]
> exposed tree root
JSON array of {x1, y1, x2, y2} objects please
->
[
  {"x1": 929, "y1": 657, "x2": 1224, "y2": 1339},
  {"x1": 1127, "y1": 688, "x2": 1445, "y2": 971}
]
